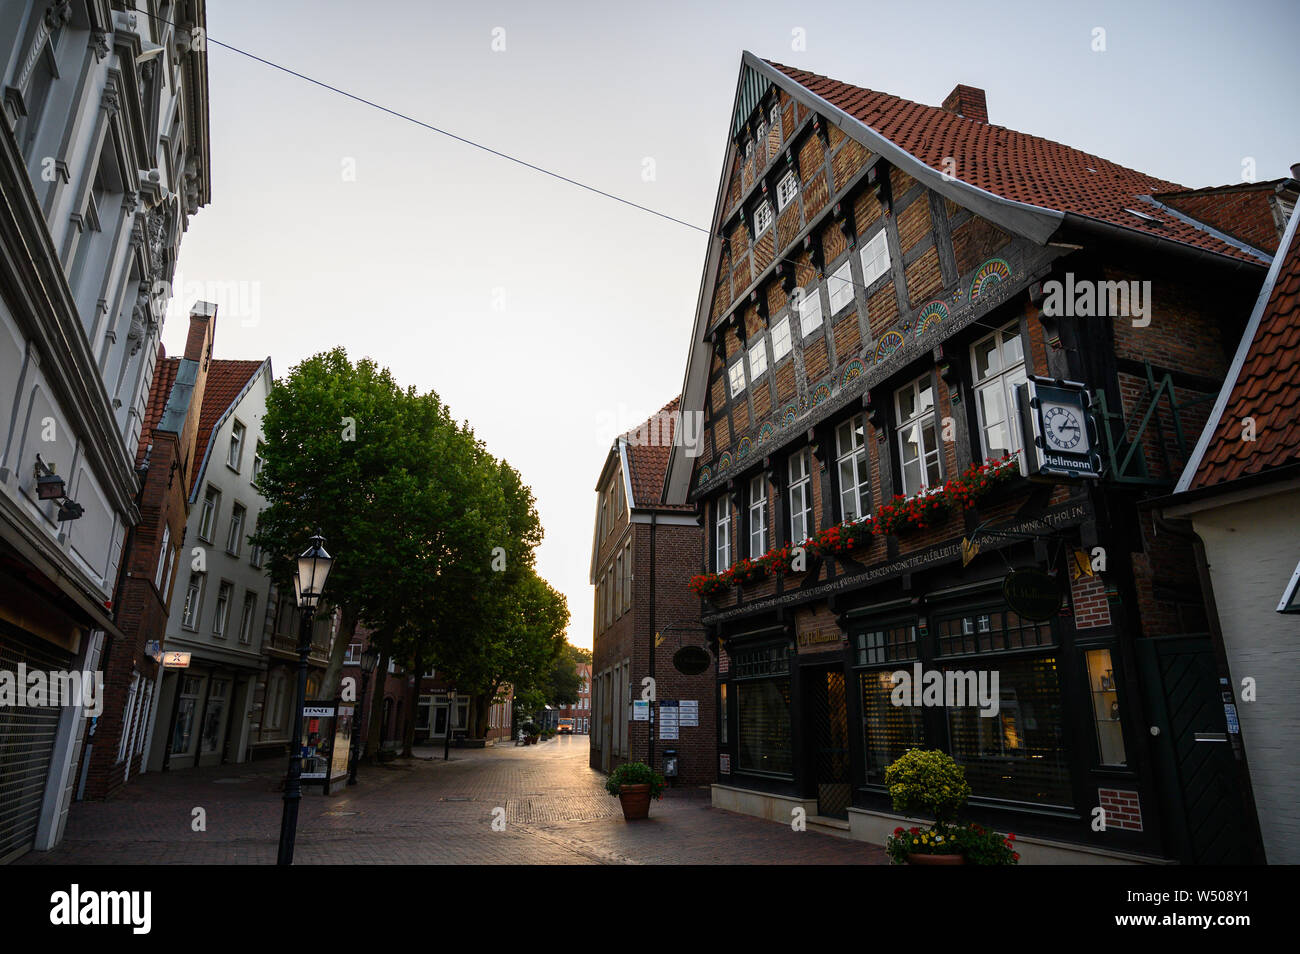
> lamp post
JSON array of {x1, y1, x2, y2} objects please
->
[
  {"x1": 347, "y1": 645, "x2": 380, "y2": 785},
  {"x1": 276, "y1": 532, "x2": 333, "y2": 866}
]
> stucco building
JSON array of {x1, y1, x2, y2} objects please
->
[{"x1": 0, "y1": 1, "x2": 209, "y2": 860}]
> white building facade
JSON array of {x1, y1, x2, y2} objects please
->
[
  {"x1": 0, "y1": 1, "x2": 209, "y2": 861},
  {"x1": 146, "y1": 358, "x2": 274, "y2": 772}
]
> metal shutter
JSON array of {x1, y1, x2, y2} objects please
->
[{"x1": 0, "y1": 629, "x2": 74, "y2": 863}]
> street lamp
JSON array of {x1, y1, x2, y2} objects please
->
[
  {"x1": 277, "y1": 532, "x2": 333, "y2": 866},
  {"x1": 347, "y1": 645, "x2": 381, "y2": 786}
]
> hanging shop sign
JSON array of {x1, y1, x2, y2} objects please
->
[
  {"x1": 673, "y1": 645, "x2": 712, "y2": 675},
  {"x1": 161, "y1": 651, "x2": 191, "y2": 668},
  {"x1": 1016, "y1": 376, "x2": 1104, "y2": 480},
  {"x1": 1002, "y1": 568, "x2": 1062, "y2": 622}
]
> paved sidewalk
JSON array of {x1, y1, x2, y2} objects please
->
[{"x1": 18, "y1": 736, "x2": 887, "y2": 865}]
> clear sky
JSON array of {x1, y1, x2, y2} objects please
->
[{"x1": 162, "y1": 0, "x2": 1300, "y2": 649}]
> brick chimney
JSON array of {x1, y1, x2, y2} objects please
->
[
  {"x1": 184, "y1": 300, "x2": 217, "y2": 366},
  {"x1": 941, "y1": 84, "x2": 988, "y2": 124}
]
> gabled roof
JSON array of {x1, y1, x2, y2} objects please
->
[
  {"x1": 623, "y1": 397, "x2": 693, "y2": 512},
  {"x1": 1175, "y1": 204, "x2": 1300, "y2": 493},
  {"x1": 136, "y1": 346, "x2": 179, "y2": 467},
  {"x1": 663, "y1": 52, "x2": 1283, "y2": 504},
  {"x1": 189, "y1": 358, "x2": 270, "y2": 497},
  {"x1": 765, "y1": 59, "x2": 1272, "y2": 265}
]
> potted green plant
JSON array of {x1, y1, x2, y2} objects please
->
[
  {"x1": 882, "y1": 749, "x2": 1019, "y2": 865},
  {"x1": 883, "y1": 748, "x2": 970, "y2": 864},
  {"x1": 605, "y1": 761, "x2": 666, "y2": 820},
  {"x1": 522, "y1": 722, "x2": 539, "y2": 744}
]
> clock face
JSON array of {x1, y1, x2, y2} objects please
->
[{"x1": 1043, "y1": 403, "x2": 1085, "y2": 451}]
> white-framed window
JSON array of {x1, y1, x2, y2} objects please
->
[
  {"x1": 213, "y1": 581, "x2": 234, "y2": 636},
  {"x1": 748, "y1": 474, "x2": 768, "y2": 558},
  {"x1": 770, "y1": 317, "x2": 792, "y2": 362},
  {"x1": 198, "y1": 486, "x2": 219, "y2": 542},
  {"x1": 249, "y1": 515, "x2": 263, "y2": 569},
  {"x1": 728, "y1": 359, "x2": 746, "y2": 398},
  {"x1": 239, "y1": 592, "x2": 258, "y2": 644},
  {"x1": 828, "y1": 258, "x2": 855, "y2": 314},
  {"x1": 776, "y1": 169, "x2": 799, "y2": 210},
  {"x1": 744, "y1": 137, "x2": 755, "y2": 160},
  {"x1": 788, "y1": 449, "x2": 813, "y2": 544},
  {"x1": 715, "y1": 496, "x2": 732, "y2": 570},
  {"x1": 182, "y1": 573, "x2": 203, "y2": 630},
  {"x1": 163, "y1": 543, "x2": 178, "y2": 603},
  {"x1": 836, "y1": 414, "x2": 872, "y2": 521},
  {"x1": 226, "y1": 503, "x2": 245, "y2": 556},
  {"x1": 622, "y1": 542, "x2": 632, "y2": 609},
  {"x1": 754, "y1": 201, "x2": 774, "y2": 235},
  {"x1": 896, "y1": 374, "x2": 943, "y2": 495},
  {"x1": 748, "y1": 337, "x2": 768, "y2": 380},
  {"x1": 155, "y1": 525, "x2": 171, "y2": 590},
  {"x1": 228, "y1": 420, "x2": 246, "y2": 470},
  {"x1": 971, "y1": 320, "x2": 1028, "y2": 461},
  {"x1": 117, "y1": 672, "x2": 140, "y2": 764},
  {"x1": 615, "y1": 551, "x2": 624, "y2": 617},
  {"x1": 798, "y1": 286, "x2": 823, "y2": 336},
  {"x1": 252, "y1": 442, "x2": 266, "y2": 483},
  {"x1": 860, "y1": 228, "x2": 891, "y2": 287}
]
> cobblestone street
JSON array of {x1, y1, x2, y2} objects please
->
[{"x1": 20, "y1": 736, "x2": 887, "y2": 865}]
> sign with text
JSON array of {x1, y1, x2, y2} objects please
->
[
  {"x1": 679, "y1": 700, "x2": 699, "y2": 727},
  {"x1": 659, "y1": 700, "x2": 679, "y2": 740},
  {"x1": 161, "y1": 651, "x2": 190, "y2": 668},
  {"x1": 1017, "y1": 377, "x2": 1104, "y2": 480}
]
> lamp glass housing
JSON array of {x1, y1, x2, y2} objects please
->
[
  {"x1": 293, "y1": 534, "x2": 332, "y2": 610},
  {"x1": 361, "y1": 646, "x2": 381, "y2": 674}
]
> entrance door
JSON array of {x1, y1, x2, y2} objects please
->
[
  {"x1": 1138, "y1": 634, "x2": 1258, "y2": 864},
  {"x1": 804, "y1": 666, "x2": 851, "y2": 819}
]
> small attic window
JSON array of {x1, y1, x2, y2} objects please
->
[{"x1": 1125, "y1": 207, "x2": 1162, "y2": 224}]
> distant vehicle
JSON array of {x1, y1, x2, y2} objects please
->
[{"x1": 557, "y1": 718, "x2": 575, "y2": 734}]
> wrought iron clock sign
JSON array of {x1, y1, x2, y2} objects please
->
[{"x1": 1016, "y1": 376, "x2": 1104, "y2": 480}]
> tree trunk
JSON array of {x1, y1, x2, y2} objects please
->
[
  {"x1": 320, "y1": 603, "x2": 358, "y2": 700},
  {"x1": 401, "y1": 644, "x2": 423, "y2": 758},
  {"x1": 363, "y1": 643, "x2": 389, "y2": 764}
]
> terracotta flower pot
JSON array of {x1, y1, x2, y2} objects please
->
[
  {"x1": 906, "y1": 853, "x2": 965, "y2": 865},
  {"x1": 618, "y1": 783, "x2": 652, "y2": 820}
]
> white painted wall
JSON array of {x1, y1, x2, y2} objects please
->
[{"x1": 1191, "y1": 487, "x2": 1300, "y2": 864}]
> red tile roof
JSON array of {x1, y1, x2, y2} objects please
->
[
  {"x1": 623, "y1": 397, "x2": 694, "y2": 510},
  {"x1": 190, "y1": 359, "x2": 266, "y2": 494},
  {"x1": 1187, "y1": 214, "x2": 1300, "y2": 489},
  {"x1": 136, "y1": 346, "x2": 178, "y2": 467},
  {"x1": 767, "y1": 61, "x2": 1270, "y2": 264}
]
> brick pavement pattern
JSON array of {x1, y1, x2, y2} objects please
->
[{"x1": 19, "y1": 736, "x2": 887, "y2": 865}]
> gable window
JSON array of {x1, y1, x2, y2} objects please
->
[
  {"x1": 896, "y1": 374, "x2": 943, "y2": 495},
  {"x1": 971, "y1": 321, "x2": 1028, "y2": 461},
  {"x1": 748, "y1": 337, "x2": 768, "y2": 380},
  {"x1": 239, "y1": 592, "x2": 258, "y2": 644},
  {"x1": 754, "y1": 201, "x2": 774, "y2": 236},
  {"x1": 836, "y1": 414, "x2": 872, "y2": 521},
  {"x1": 828, "y1": 258, "x2": 855, "y2": 315},
  {"x1": 788, "y1": 449, "x2": 813, "y2": 544},
  {"x1": 728, "y1": 359, "x2": 747, "y2": 398},
  {"x1": 226, "y1": 503, "x2": 246, "y2": 557},
  {"x1": 715, "y1": 496, "x2": 732, "y2": 571},
  {"x1": 797, "y1": 286, "x2": 823, "y2": 336},
  {"x1": 198, "y1": 486, "x2": 220, "y2": 542},
  {"x1": 859, "y1": 228, "x2": 892, "y2": 287},
  {"x1": 770, "y1": 317, "x2": 792, "y2": 362},
  {"x1": 776, "y1": 170, "x2": 799, "y2": 211},
  {"x1": 748, "y1": 474, "x2": 768, "y2": 558},
  {"x1": 213, "y1": 581, "x2": 234, "y2": 637},
  {"x1": 182, "y1": 573, "x2": 203, "y2": 630},
  {"x1": 228, "y1": 420, "x2": 246, "y2": 471},
  {"x1": 155, "y1": 525, "x2": 171, "y2": 590}
]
